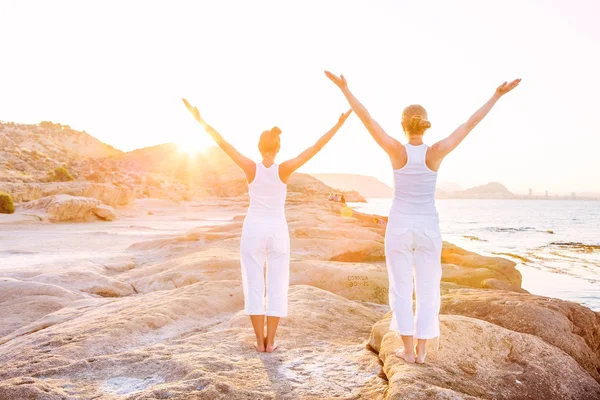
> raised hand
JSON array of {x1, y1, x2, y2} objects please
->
[
  {"x1": 279, "y1": 108, "x2": 353, "y2": 183},
  {"x1": 181, "y1": 98, "x2": 255, "y2": 179},
  {"x1": 495, "y1": 79, "x2": 521, "y2": 97},
  {"x1": 182, "y1": 98, "x2": 205, "y2": 125},
  {"x1": 324, "y1": 71, "x2": 348, "y2": 89},
  {"x1": 337, "y1": 109, "x2": 353, "y2": 125}
]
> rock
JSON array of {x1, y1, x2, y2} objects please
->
[
  {"x1": 92, "y1": 204, "x2": 117, "y2": 221},
  {"x1": 0, "y1": 278, "x2": 85, "y2": 339},
  {"x1": 291, "y1": 260, "x2": 389, "y2": 303},
  {"x1": 3, "y1": 184, "x2": 597, "y2": 399},
  {"x1": 125, "y1": 248, "x2": 241, "y2": 293},
  {"x1": 441, "y1": 288, "x2": 600, "y2": 383},
  {"x1": 30, "y1": 270, "x2": 135, "y2": 298},
  {"x1": 0, "y1": 284, "x2": 387, "y2": 399},
  {"x1": 102, "y1": 261, "x2": 136, "y2": 274},
  {"x1": 293, "y1": 237, "x2": 386, "y2": 262},
  {"x1": 442, "y1": 242, "x2": 522, "y2": 289},
  {"x1": 369, "y1": 312, "x2": 600, "y2": 399},
  {"x1": 481, "y1": 277, "x2": 528, "y2": 293},
  {"x1": 19, "y1": 194, "x2": 115, "y2": 222}
]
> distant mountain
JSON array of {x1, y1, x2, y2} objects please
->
[
  {"x1": 311, "y1": 173, "x2": 393, "y2": 198},
  {"x1": 438, "y1": 182, "x2": 515, "y2": 199},
  {"x1": 308, "y1": 174, "x2": 515, "y2": 201}
]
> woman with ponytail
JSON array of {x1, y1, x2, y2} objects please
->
[
  {"x1": 325, "y1": 71, "x2": 520, "y2": 363},
  {"x1": 183, "y1": 98, "x2": 352, "y2": 352}
]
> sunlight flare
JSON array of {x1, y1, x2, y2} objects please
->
[{"x1": 176, "y1": 135, "x2": 209, "y2": 155}]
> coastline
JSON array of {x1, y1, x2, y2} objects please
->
[{"x1": 0, "y1": 198, "x2": 599, "y2": 398}]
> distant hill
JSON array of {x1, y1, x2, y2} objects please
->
[
  {"x1": 438, "y1": 182, "x2": 516, "y2": 199},
  {"x1": 308, "y1": 174, "x2": 516, "y2": 201},
  {"x1": 311, "y1": 173, "x2": 393, "y2": 198},
  {"x1": 0, "y1": 121, "x2": 363, "y2": 202},
  {"x1": 0, "y1": 121, "x2": 121, "y2": 183}
]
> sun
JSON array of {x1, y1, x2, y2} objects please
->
[{"x1": 176, "y1": 135, "x2": 210, "y2": 155}]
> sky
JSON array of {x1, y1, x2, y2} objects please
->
[{"x1": 1, "y1": 0, "x2": 599, "y2": 194}]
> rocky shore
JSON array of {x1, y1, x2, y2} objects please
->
[
  {"x1": 1, "y1": 123, "x2": 599, "y2": 399},
  {"x1": 1, "y1": 199, "x2": 599, "y2": 399}
]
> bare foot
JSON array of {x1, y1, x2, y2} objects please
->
[
  {"x1": 395, "y1": 347, "x2": 415, "y2": 363},
  {"x1": 265, "y1": 343, "x2": 279, "y2": 353},
  {"x1": 254, "y1": 341, "x2": 265, "y2": 352},
  {"x1": 415, "y1": 346, "x2": 427, "y2": 364}
]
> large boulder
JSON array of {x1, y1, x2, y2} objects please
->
[
  {"x1": 442, "y1": 242, "x2": 523, "y2": 289},
  {"x1": 441, "y1": 288, "x2": 600, "y2": 383},
  {"x1": 19, "y1": 194, "x2": 116, "y2": 222},
  {"x1": 369, "y1": 312, "x2": 600, "y2": 399}
]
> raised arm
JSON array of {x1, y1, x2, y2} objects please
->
[
  {"x1": 182, "y1": 98, "x2": 255, "y2": 181},
  {"x1": 430, "y1": 79, "x2": 521, "y2": 161},
  {"x1": 279, "y1": 110, "x2": 352, "y2": 183},
  {"x1": 325, "y1": 71, "x2": 402, "y2": 158}
]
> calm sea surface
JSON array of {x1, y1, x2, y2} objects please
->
[{"x1": 349, "y1": 198, "x2": 600, "y2": 311}]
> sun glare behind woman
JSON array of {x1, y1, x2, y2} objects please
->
[{"x1": 176, "y1": 134, "x2": 210, "y2": 155}]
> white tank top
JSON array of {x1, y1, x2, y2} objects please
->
[
  {"x1": 247, "y1": 162, "x2": 287, "y2": 221},
  {"x1": 390, "y1": 144, "x2": 438, "y2": 217}
]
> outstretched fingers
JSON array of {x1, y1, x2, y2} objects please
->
[
  {"x1": 324, "y1": 70, "x2": 347, "y2": 88},
  {"x1": 182, "y1": 98, "x2": 193, "y2": 111},
  {"x1": 507, "y1": 78, "x2": 522, "y2": 91},
  {"x1": 182, "y1": 98, "x2": 203, "y2": 123},
  {"x1": 497, "y1": 78, "x2": 522, "y2": 95},
  {"x1": 339, "y1": 109, "x2": 352, "y2": 123}
]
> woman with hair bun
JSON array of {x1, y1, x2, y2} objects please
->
[
  {"x1": 183, "y1": 98, "x2": 352, "y2": 352},
  {"x1": 325, "y1": 71, "x2": 520, "y2": 363}
]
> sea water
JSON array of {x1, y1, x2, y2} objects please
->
[{"x1": 349, "y1": 198, "x2": 600, "y2": 311}]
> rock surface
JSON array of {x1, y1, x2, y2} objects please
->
[
  {"x1": 0, "y1": 199, "x2": 598, "y2": 399},
  {"x1": 442, "y1": 242, "x2": 523, "y2": 289},
  {"x1": 441, "y1": 288, "x2": 600, "y2": 383},
  {"x1": 369, "y1": 312, "x2": 600, "y2": 399},
  {"x1": 0, "y1": 283, "x2": 386, "y2": 399}
]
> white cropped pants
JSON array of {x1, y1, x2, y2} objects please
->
[
  {"x1": 385, "y1": 215, "x2": 442, "y2": 339},
  {"x1": 240, "y1": 219, "x2": 290, "y2": 317}
]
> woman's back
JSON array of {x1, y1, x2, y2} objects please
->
[
  {"x1": 247, "y1": 162, "x2": 287, "y2": 221},
  {"x1": 391, "y1": 143, "x2": 438, "y2": 217}
]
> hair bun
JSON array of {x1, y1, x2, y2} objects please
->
[
  {"x1": 270, "y1": 126, "x2": 282, "y2": 136},
  {"x1": 410, "y1": 115, "x2": 431, "y2": 131}
]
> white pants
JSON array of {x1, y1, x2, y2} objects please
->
[
  {"x1": 240, "y1": 219, "x2": 290, "y2": 317},
  {"x1": 385, "y1": 215, "x2": 442, "y2": 339}
]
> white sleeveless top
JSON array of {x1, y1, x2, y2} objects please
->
[
  {"x1": 247, "y1": 162, "x2": 287, "y2": 221},
  {"x1": 390, "y1": 144, "x2": 438, "y2": 217}
]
